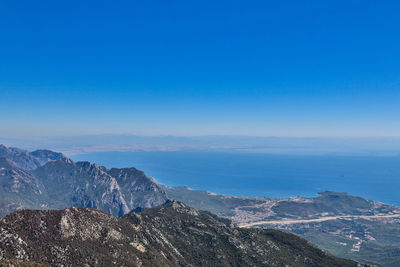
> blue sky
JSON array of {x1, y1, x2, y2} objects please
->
[{"x1": 1, "y1": 0, "x2": 400, "y2": 137}]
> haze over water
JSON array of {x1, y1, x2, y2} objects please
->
[{"x1": 72, "y1": 151, "x2": 400, "y2": 207}]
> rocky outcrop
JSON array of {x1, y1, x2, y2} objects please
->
[
  {"x1": 108, "y1": 167, "x2": 168, "y2": 209},
  {"x1": 0, "y1": 202, "x2": 361, "y2": 267}
]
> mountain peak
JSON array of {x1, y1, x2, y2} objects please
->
[
  {"x1": 163, "y1": 199, "x2": 187, "y2": 208},
  {"x1": 30, "y1": 149, "x2": 67, "y2": 165},
  {"x1": 0, "y1": 206, "x2": 359, "y2": 267},
  {"x1": 0, "y1": 145, "x2": 71, "y2": 170},
  {"x1": 138, "y1": 199, "x2": 200, "y2": 218}
]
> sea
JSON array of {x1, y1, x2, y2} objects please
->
[{"x1": 71, "y1": 151, "x2": 400, "y2": 207}]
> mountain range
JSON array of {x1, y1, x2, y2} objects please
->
[
  {"x1": 1, "y1": 144, "x2": 399, "y2": 266},
  {"x1": 0, "y1": 144, "x2": 168, "y2": 218}
]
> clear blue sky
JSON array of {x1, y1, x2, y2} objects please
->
[{"x1": 1, "y1": 0, "x2": 399, "y2": 137}]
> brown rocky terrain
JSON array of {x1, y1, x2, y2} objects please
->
[{"x1": 0, "y1": 201, "x2": 361, "y2": 267}]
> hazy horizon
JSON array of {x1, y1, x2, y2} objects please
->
[{"x1": 2, "y1": 134, "x2": 400, "y2": 156}]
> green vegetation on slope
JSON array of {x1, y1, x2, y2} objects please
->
[{"x1": 167, "y1": 186, "x2": 400, "y2": 266}]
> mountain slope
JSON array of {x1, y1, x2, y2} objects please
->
[
  {"x1": 0, "y1": 145, "x2": 41, "y2": 171},
  {"x1": 29, "y1": 149, "x2": 66, "y2": 166},
  {"x1": 0, "y1": 144, "x2": 66, "y2": 170},
  {"x1": 0, "y1": 145, "x2": 168, "y2": 218},
  {"x1": 0, "y1": 158, "x2": 46, "y2": 217},
  {"x1": 31, "y1": 159, "x2": 130, "y2": 217},
  {"x1": 31, "y1": 160, "x2": 168, "y2": 217},
  {"x1": 0, "y1": 201, "x2": 360, "y2": 267},
  {"x1": 108, "y1": 167, "x2": 168, "y2": 209},
  {"x1": 167, "y1": 186, "x2": 400, "y2": 266}
]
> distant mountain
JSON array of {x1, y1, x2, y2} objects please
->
[
  {"x1": 0, "y1": 144, "x2": 65, "y2": 170},
  {"x1": 0, "y1": 145, "x2": 396, "y2": 265},
  {"x1": 0, "y1": 201, "x2": 360, "y2": 267},
  {"x1": 0, "y1": 145, "x2": 168, "y2": 217},
  {"x1": 166, "y1": 186, "x2": 400, "y2": 222},
  {"x1": 166, "y1": 186, "x2": 400, "y2": 266},
  {"x1": 29, "y1": 149, "x2": 66, "y2": 166}
]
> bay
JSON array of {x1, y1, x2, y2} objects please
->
[{"x1": 71, "y1": 151, "x2": 400, "y2": 206}]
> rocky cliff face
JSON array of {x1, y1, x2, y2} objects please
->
[
  {"x1": 0, "y1": 145, "x2": 169, "y2": 218},
  {"x1": 0, "y1": 158, "x2": 43, "y2": 195},
  {"x1": 0, "y1": 145, "x2": 65, "y2": 170},
  {"x1": 108, "y1": 167, "x2": 168, "y2": 209},
  {"x1": 0, "y1": 201, "x2": 361, "y2": 267},
  {"x1": 0, "y1": 158, "x2": 46, "y2": 217},
  {"x1": 32, "y1": 159, "x2": 130, "y2": 217}
]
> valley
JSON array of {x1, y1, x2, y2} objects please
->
[
  {"x1": 167, "y1": 187, "x2": 400, "y2": 266},
  {"x1": 239, "y1": 213, "x2": 400, "y2": 227}
]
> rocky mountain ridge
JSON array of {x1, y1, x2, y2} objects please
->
[
  {"x1": 0, "y1": 145, "x2": 168, "y2": 218},
  {"x1": 0, "y1": 201, "x2": 361, "y2": 267},
  {"x1": 0, "y1": 145, "x2": 65, "y2": 170}
]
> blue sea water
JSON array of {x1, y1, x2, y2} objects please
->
[{"x1": 71, "y1": 151, "x2": 400, "y2": 207}]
